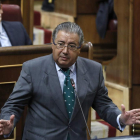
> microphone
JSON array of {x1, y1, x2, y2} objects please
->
[
  {"x1": 70, "y1": 79, "x2": 92, "y2": 140},
  {"x1": 70, "y1": 78, "x2": 75, "y2": 89}
]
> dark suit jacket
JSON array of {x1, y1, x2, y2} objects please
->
[
  {"x1": 2, "y1": 21, "x2": 32, "y2": 46},
  {"x1": 0, "y1": 54, "x2": 121, "y2": 140},
  {"x1": 42, "y1": 0, "x2": 55, "y2": 12},
  {"x1": 96, "y1": 0, "x2": 117, "y2": 38}
]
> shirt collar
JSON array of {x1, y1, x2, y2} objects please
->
[{"x1": 55, "y1": 62, "x2": 76, "y2": 73}]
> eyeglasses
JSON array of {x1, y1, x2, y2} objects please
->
[{"x1": 53, "y1": 40, "x2": 81, "y2": 51}]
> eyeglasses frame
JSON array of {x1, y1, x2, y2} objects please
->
[{"x1": 53, "y1": 39, "x2": 81, "y2": 51}]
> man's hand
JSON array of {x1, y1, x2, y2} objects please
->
[
  {"x1": 119, "y1": 104, "x2": 140, "y2": 125},
  {"x1": 0, "y1": 115, "x2": 15, "y2": 135}
]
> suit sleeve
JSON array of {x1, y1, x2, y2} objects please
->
[
  {"x1": 0, "y1": 62, "x2": 32, "y2": 127},
  {"x1": 92, "y1": 65, "x2": 121, "y2": 129},
  {"x1": 20, "y1": 22, "x2": 32, "y2": 45}
]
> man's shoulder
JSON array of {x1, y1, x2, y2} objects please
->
[
  {"x1": 23, "y1": 54, "x2": 52, "y2": 66},
  {"x1": 78, "y1": 56, "x2": 101, "y2": 67},
  {"x1": 2, "y1": 21, "x2": 22, "y2": 26},
  {"x1": 2, "y1": 21, "x2": 24, "y2": 30}
]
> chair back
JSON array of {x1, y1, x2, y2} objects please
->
[
  {"x1": 2, "y1": 4, "x2": 22, "y2": 22},
  {"x1": 34, "y1": 10, "x2": 41, "y2": 26}
]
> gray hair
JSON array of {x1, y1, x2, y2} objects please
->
[{"x1": 52, "y1": 22, "x2": 84, "y2": 45}]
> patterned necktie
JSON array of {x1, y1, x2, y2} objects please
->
[
  {"x1": 0, "y1": 42, "x2": 1, "y2": 47},
  {"x1": 62, "y1": 69, "x2": 75, "y2": 119}
]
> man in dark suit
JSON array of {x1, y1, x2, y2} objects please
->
[
  {"x1": 0, "y1": 22, "x2": 140, "y2": 140},
  {"x1": 96, "y1": 0, "x2": 117, "y2": 38},
  {"x1": 0, "y1": 3, "x2": 32, "y2": 47}
]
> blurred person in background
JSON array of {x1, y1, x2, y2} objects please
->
[{"x1": 0, "y1": 1, "x2": 32, "y2": 47}]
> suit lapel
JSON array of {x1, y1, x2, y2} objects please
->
[
  {"x1": 2, "y1": 21, "x2": 16, "y2": 46},
  {"x1": 43, "y1": 55, "x2": 69, "y2": 121},
  {"x1": 43, "y1": 55, "x2": 89, "y2": 122},
  {"x1": 70, "y1": 57, "x2": 89, "y2": 122}
]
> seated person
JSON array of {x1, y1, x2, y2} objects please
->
[
  {"x1": 0, "y1": 2, "x2": 32, "y2": 47},
  {"x1": 42, "y1": 0, "x2": 55, "y2": 12},
  {"x1": 96, "y1": 0, "x2": 117, "y2": 38}
]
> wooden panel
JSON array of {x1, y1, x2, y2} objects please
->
[
  {"x1": 0, "y1": 83, "x2": 22, "y2": 140},
  {"x1": 55, "y1": 0, "x2": 76, "y2": 17},
  {"x1": 0, "y1": 83, "x2": 15, "y2": 112},
  {"x1": 93, "y1": 43, "x2": 117, "y2": 63},
  {"x1": 21, "y1": 0, "x2": 34, "y2": 41},
  {"x1": 131, "y1": 86, "x2": 140, "y2": 109},
  {"x1": 132, "y1": 124, "x2": 140, "y2": 135},
  {"x1": 54, "y1": 0, "x2": 98, "y2": 16},
  {"x1": 106, "y1": 0, "x2": 133, "y2": 87},
  {"x1": 0, "y1": 84, "x2": 28, "y2": 140},
  {"x1": 0, "y1": 66, "x2": 22, "y2": 82},
  {"x1": 0, "y1": 83, "x2": 15, "y2": 139},
  {"x1": 105, "y1": 82, "x2": 130, "y2": 112},
  {"x1": 0, "y1": 43, "x2": 92, "y2": 66},
  {"x1": 105, "y1": 81, "x2": 130, "y2": 136},
  {"x1": 132, "y1": 0, "x2": 140, "y2": 84},
  {"x1": 40, "y1": 11, "x2": 74, "y2": 29},
  {"x1": 75, "y1": 15, "x2": 95, "y2": 43},
  {"x1": 77, "y1": 0, "x2": 98, "y2": 14},
  {"x1": 0, "y1": 45, "x2": 52, "y2": 65},
  {"x1": 131, "y1": 86, "x2": 140, "y2": 135}
]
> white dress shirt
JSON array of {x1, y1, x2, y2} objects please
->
[
  {"x1": 0, "y1": 22, "x2": 12, "y2": 47},
  {"x1": 55, "y1": 62, "x2": 77, "y2": 92}
]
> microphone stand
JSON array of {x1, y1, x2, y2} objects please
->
[{"x1": 70, "y1": 79, "x2": 92, "y2": 140}]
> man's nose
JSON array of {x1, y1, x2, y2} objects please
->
[{"x1": 62, "y1": 46, "x2": 68, "y2": 53}]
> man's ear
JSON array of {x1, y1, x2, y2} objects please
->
[
  {"x1": 77, "y1": 48, "x2": 81, "y2": 54},
  {"x1": 52, "y1": 44, "x2": 54, "y2": 50},
  {"x1": 52, "y1": 44, "x2": 53, "y2": 50},
  {"x1": 51, "y1": 38, "x2": 53, "y2": 43}
]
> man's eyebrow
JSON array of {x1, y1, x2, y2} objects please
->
[
  {"x1": 57, "y1": 40, "x2": 77, "y2": 45},
  {"x1": 68, "y1": 42, "x2": 77, "y2": 46},
  {"x1": 69, "y1": 42, "x2": 76, "y2": 45},
  {"x1": 57, "y1": 41, "x2": 65, "y2": 43}
]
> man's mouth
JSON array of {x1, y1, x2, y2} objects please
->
[{"x1": 60, "y1": 56, "x2": 69, "y2": 61}]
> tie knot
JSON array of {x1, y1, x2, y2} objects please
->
[{"x1": 61, "y1": 69, "x2": 70, "y2": 77}]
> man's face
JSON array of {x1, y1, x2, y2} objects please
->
[
  {"x1": 52, "y1": 31, "x2": 81, "y2": 68},
  {"x1": 0, "y1": 4, "x2": 3, "y2": 22}
]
